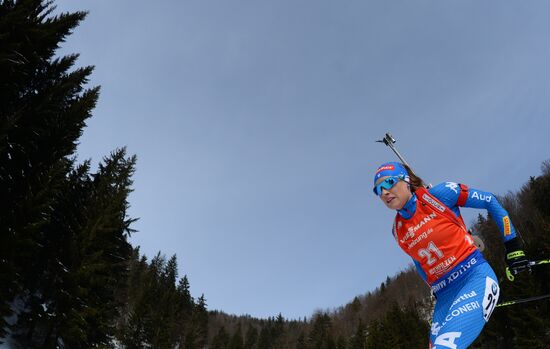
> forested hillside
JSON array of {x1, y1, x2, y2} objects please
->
[
  {"x1": 2, "y1": 1, "x2": 550, "y2": 348},
  {"x1": 203, "y1": 164, "x2": 550, "y2": 348}
]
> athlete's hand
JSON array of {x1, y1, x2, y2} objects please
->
[{"x1": 504, "y1": 237, "x2": 530, "y2": 275}]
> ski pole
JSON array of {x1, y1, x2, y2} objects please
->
[
  {"x1": 376, "y1": 132, "x2": 431, "y2": 189},
  {"x1": 506, "y1": 259, "x2": 550, "y2": 281},
  {"x1": 496, "y1": 292, "x2": 550, "y2": 308},
  {"x1": 376, "y1": 133, "x2": 411, "y2": 168}
]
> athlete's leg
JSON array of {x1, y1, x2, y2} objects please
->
[{"x1": 429, "y1": 264, "x2": 499, "y2": 349}]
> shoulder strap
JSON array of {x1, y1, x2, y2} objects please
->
[{"x1": 416, "y1": 187, "x2": 467, "y2": 231}]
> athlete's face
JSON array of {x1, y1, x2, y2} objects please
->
[{"x1": 375, "y1": 176, "x2": 412, "y2": 210}]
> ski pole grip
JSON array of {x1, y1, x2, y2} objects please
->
[{"x1": 506, "y1": 267, "x2": 515, "y2": 282}]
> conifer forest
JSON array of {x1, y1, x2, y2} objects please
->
[{"x1": 1, "y1": 1, "x2": 550, "y2": 348}]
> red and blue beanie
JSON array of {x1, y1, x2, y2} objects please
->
[{"x1": 373, "y1": 162, "x2": 409, "y2": 186}]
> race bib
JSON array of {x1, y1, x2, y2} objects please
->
[{"x1": 482, "y1": 276, "x2": 499, "y2": 321}]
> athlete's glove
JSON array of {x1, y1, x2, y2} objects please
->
[{"x1": 504, "y1": 237, "x2": 530, "y2": 275}]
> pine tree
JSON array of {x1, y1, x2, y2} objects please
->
[
  {"x1": 271, "y1": 313, "x2": 287, "y2": 348},
  {"x1": 308, "y1": 313, "x2": 333, "y2": 349},
  {"x1": 335, "y1": 335, "x2": 346, "y2": 349},
  {"x1": 295, "y1": 331, "x2": 307, "y2": 349},
  {"x1": 119, "y1": 252, "x2": 151, "y2": 349},
  {"x1": 211, "y1": 326, "x2": 230, "y2": 349},
  {"x1": 364, "y1": 319, "x2": 384, "y2": 349},
  {"x1": 175, "y1": 275, "x2": 195, "y2": 346},
  {"x1": 184, "y1": 294, "x2": 209, "y2": 349},
  {"x1": 365, "y1": 302, "x2": 428, "y2": 349},
  {"x1": 228, "y1": 323, "x2": 245, "y2": 349},
  {"x1": 348, "y1": 319, "x2": 366, "y2": 349},
  {"x1": 10, "y1": 149, "x2": 135, "y2": 348},
  {"x1": 0, "y1": 0, "x2": 93, "y2": 338},
  {"x1": 0, "y1": 1, "x2": 142, "y2": 347},
  {"x1": 349, "y1": 297, "x2": 361, "y2": 314},
  {"x1": 149, "y1": 254, "x2": 179, "y2": 349},
  {"x1": 243, "y1": 324, "x2": 259, "y2": 349},
  {"x1": 257, "y1": 319, "x2": 274, "y2": 349},
  {"x1": 119, "y1": 252, "x2": 198, "y2": 349}
]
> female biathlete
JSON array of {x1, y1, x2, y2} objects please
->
[{"x1": 373, "y1": 162, "x2": 530, "y2": 349}]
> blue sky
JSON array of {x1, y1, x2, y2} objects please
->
[{"x1": 54, "y1": 0, "x2": 550, "y2": 319}]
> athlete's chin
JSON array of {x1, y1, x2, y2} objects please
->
[{"x1": 385, "y1": 199, "x2": 403, "y2": 210}]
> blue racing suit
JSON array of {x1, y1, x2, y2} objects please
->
[{"x1": 396, "y1": 182, "x2": 515, "y2": 349}]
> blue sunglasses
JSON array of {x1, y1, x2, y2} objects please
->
[{"x1": 373, "y1": 176, "x2": 403, "y2": 196}]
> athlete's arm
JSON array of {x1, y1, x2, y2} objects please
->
[{"x1": 429, "y1": 182, "x2": 517, "y2": 242}]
